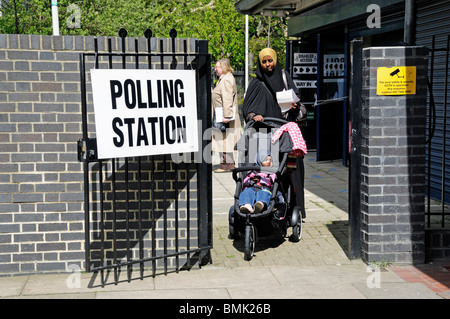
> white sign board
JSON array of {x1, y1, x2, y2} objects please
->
[
  {"x1": 91, "y1": 69, "x2": 199, "y2": 159},
  {"x1": 294, "y1": 80, "x2": 317, "y2": 89},
  {"x1": 294, "y1": 53, "x2": 317, "y2": 64}
]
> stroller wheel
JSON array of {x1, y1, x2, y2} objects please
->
[
  {"x1": 290, "y1": 206, "x2": 302, "y2": 242},
  {"x1": 228, "y1": 205, "x2": 236, "y2": 239},
  {"x1": 244, "y1": 224, "x2": 256, "y2": 261},
  {"x1": 291, "y1": 221, "x2": 302, "y2": 242}
]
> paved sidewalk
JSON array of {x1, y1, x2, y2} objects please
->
[
  {"x1": 211, "y1": 152, "x2": 352, "y2": 269},
  {"x1": 0, "y1": 152, "x2": 447, "y2": 299}
]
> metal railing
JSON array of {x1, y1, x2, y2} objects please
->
[
  {"x1": 426, "y1": 34, "x2": 450, "y2": 229},
  {"x1": 78, "y1": 29, "x2": 212, "y2": 285}
]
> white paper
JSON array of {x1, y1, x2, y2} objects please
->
[
  {"x1": 214, "y1": 106, "x2": 235, "y2": 123},
  {"x1": 276, "y1": 89, "x2": 300, "y2": 112}
]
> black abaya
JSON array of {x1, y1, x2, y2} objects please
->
[{"x1": 242, "y1": 63, "x2": 284, "y2": 121}]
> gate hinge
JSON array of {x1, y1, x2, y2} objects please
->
[{"x1": 77, "y1": 138, "x2": 98, "y2": 162}]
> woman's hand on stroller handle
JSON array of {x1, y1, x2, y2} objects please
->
[
  {"x1": 252, "y1": 114, "x2": 264, "y2": 122},
  {"x1": 245, "y1": 117, "x2": 289, "y2": 130}
]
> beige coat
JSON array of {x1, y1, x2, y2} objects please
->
[{"x1": 211, "y1": 72, "x2": 243, "y2": 153}]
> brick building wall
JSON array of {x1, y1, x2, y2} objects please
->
[
  {"x1": 0, "y1": 33, "x2": 201, "y2": 275},
  {"x1": 360, "y1": 46, "x2": 429, "y2": 264}
]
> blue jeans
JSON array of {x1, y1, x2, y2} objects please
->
[{"x1": 239, "y1": 187, "x2": 272, "y2": 206}]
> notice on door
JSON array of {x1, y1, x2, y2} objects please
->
[
  {"x1": 377, "y1": 66, "x2": 416, "y2": 95},
  {"x1": 294, "y1": 53, "x2": 317, "y2": 64}
]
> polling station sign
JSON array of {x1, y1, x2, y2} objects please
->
[{"x1": 91, "y1": 69, "x2": 199, "y2": 159}]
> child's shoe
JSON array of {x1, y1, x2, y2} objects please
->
[
  {"x1": 254, "y1": 201, "x2": 265, "y2": 213},
  {"x1": 240, "y1": 204, "x2": 254, "y2": 214}
]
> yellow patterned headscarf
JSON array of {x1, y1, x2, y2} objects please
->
[{"x1": 259, "y1": 48, "x2": 277, "y2": 67}]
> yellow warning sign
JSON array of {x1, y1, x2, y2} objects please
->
[{"x1": 377, "y1": 66, "x2": 416, "y2": 95}]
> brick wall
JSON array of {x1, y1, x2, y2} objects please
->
[
  {"x1": 0, "y1": 33, "x2": 201, "y2": 275},
  {"x1": 360, "y1": 46, "x2": 429, "y2": 265}
]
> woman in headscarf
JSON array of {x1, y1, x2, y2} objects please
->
[
  {"x1": 243, "y1": 48, "x2": 300, "y2": 122},
  {"x1": 242, "y1": 48, "x2": 307, "y2": 219}
]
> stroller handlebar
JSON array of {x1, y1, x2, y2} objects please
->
[
  {"x1": 231, "y1": 166, "x2": 278, "y2": 182},
  {"x1": 244, "y1": 117, "x2": 289, "y2": 130}
]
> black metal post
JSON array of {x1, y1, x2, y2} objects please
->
[
  {"x1": 196, "y1": 39, "x2": 212, "y2": 265},
  {"x1": 348, "y1": 39, "x2": 363, "y2": 259},
  {"x1": 404, "y1": 0, "x2": 416, "y2": 46},
  {"x1": 427, "y1": 36, "x2": 436, "y2": 228},
  {"x1": 135, "y1": 38, "x2": 145, "y2": 280},
  {"x1": 441, "y1": 35, "x2": 450, "y2": 227},
  {"x1": 80, "y1": 52, "x2": 91, "y2": 272}
]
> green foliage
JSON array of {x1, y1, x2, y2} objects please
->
[
  {"x1": 0, "y1": 0, "x2": 53, "y2": 34},
  {"x1": 147, "y1": 0, "x2": 247, "y2": 69},
  {"x1": 248, "y1": 15, "x2": 288, "y2": 69},
  {"x1": 0, "y1": 0, "x2": 289, "y2": 69}
]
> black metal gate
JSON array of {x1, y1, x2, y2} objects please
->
[
  {"x1": 77, "y1": 29, "x2": 212, "y2": 285},
  {"x1": 425, "y1": 34, "x2": 450, "y2": 229}
]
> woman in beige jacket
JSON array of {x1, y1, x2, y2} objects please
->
[{"x1": 212, "y1": 59, "x2": 242, "y2": 172}]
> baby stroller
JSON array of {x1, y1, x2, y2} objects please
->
[{"x1": 229, "y1": 117, "x2": 303, "y2": 261}]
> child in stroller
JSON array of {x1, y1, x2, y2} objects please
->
[
  {"x1": 229, "y1": 118, "x2": 303, "y2": 261},
  {"x1": 239, "y1": 151, "x2": 280, "y2": 214}
]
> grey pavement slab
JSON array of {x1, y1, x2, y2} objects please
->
[
  {"x1": 353, "y1": 282, "x2": 443, "y2": 299},
  {"x1": 0, "y1": 264, "x2": 441, "y2": 299}
]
